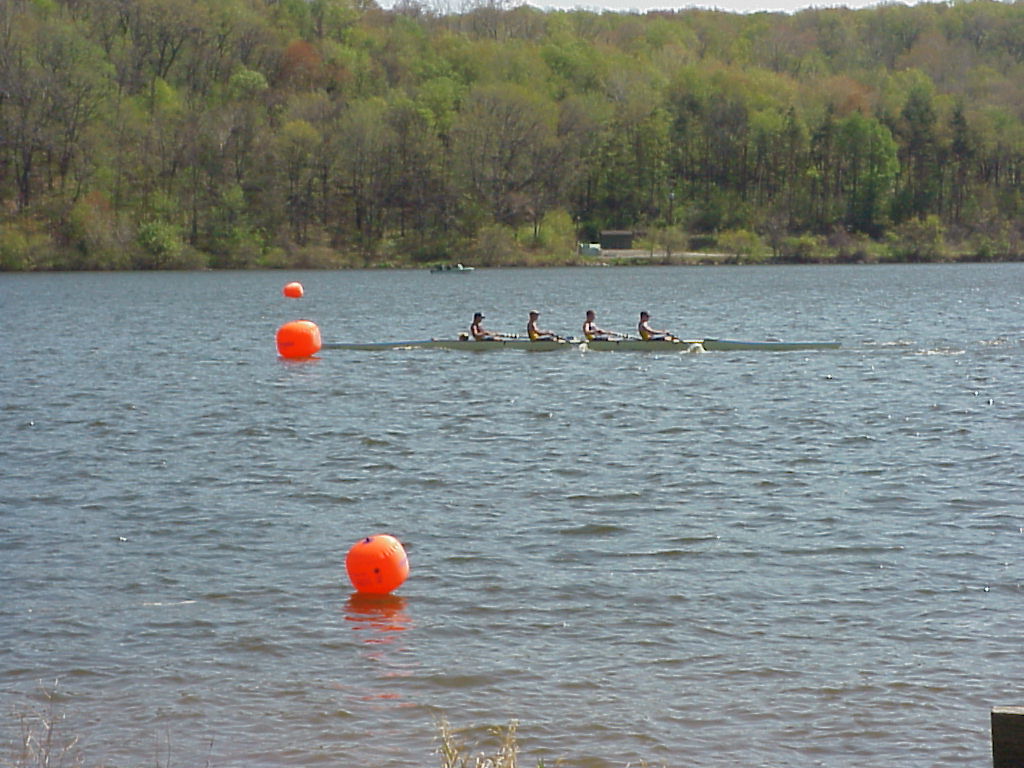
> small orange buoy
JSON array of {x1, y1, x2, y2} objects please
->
[
  {"x1": 346, "y1": 534, "x2": 409, "y2": 594},
  {"x1": 276, "y1": 319, "x2": 321, "y2": 358},
  {"x1": 283, "y1": 281, "x2": 304, "y2": 298}
]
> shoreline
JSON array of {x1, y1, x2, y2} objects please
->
[{"x1": 3, "y1": 251, "x2": 1022, "y2": 273}]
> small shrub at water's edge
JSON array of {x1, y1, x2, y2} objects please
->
[
  {"x1": 434, "y1": 718, "x2": 666, "y2": 768},
  {"x1": 437, "y1": 718, "x2": 535, "y2": 768},
  {"x1": 6, "y1": 681, "x2": 82, "y2": 768},
  {"x1": 718, "y1": 229, "x2": 768, "y2": 263},
  {"x1": 6, "y1": 690, "x2": 668, "y2": 768},
  {"x1": 885, "y1": 215, "x2": 949, "y2": 262}
]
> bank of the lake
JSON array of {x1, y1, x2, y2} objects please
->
[{"x1": 4, "y1": 241, "x2": 1023, "y2": 272}]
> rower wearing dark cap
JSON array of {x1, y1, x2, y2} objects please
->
[
  {"x1": 638, "y1": 311, "x2": 679, "y2": 342},
  {"x1": 583, "y1": 309, "x2": 623, "y2": 341},
  {"x1": 470, "y1": 312, "x2": 512, "y2": 341}
]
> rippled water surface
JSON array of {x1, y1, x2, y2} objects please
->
[{"x1": 1, "y1": 265, "x2": 1022, "y2": 767}]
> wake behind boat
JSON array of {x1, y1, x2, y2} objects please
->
[{"x1": 701, "y1": 338, "x2": 841, "y2": 351}]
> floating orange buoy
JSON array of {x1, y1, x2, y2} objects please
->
[
  {"x1": 276, "y1": 320, "x2": 321, "y2": 358},
  {"x1": 283, "y1": 281, "x2": 304, "y2": 298},
  {"x1": 345, "y1": 534, "x2": 409, "y2": 594}
]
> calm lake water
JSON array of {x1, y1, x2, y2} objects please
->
[{"x1": 1, "y1": 264, "x2": 1022, "y2": 768}]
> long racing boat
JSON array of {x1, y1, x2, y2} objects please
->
[
  {"x1": 579, "y1": 338, "x2": 704, "y2": 351},
  {"x1": 322, "y1": 338, "x2": 573, "y2": 351},
  {"x1": 322, "y1": 337, "x2": 840, "y2": 352}
]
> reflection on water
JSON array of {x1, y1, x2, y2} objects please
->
[
  {"x1": 340, "y1": 593, "x2": 415, "y2": 704},
  {"x1": 344, "y1": 592, "x2": 412, "y2": 644}
]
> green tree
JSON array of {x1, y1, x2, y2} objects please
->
[
  {"x1": 277, "y1": 118, "x2": 320, "y2": 245},
  {"x1": 382, "y1": 97, "x2": 449, "y2": 251},
  {"x1": 837, "y1": 111, "x2": 898, "y2": 236},
  {"x1": 333, "y1": 98, "x2": 397, "y2": 254},
  {"x1": 451, "y1": 83, "x2": 560, "y2": 229},
  {"x1": 947, "y1": 102, "x2": 971, "y2": 225},
  {"x1": 808, "y1": 105, "x2": 839, "y2": 229},
  {"x1": 1, "y1": 13, "x2": 112, "y2": 210},
  {"x1": 893, "y1": 80, "x2": 939, "y2": 222},
  {"x1": 590, "y1": 63, "x2": 671, "y2": 228}
]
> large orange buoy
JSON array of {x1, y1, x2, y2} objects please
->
[
  {"x1": 276, "y1": 320, "x2": 321, "y2": 358},
  {"x1": 283, "y1": 281, "x2": 304, "y2": 298},
  {"x1": 345, "y1": 534, "x2": 409, "y2": 594}
]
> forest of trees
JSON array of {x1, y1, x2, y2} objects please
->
[{"x1": 2, "y1": 0, "x2": 1024, "y2": 270}]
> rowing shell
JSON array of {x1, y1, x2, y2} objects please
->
[
  {"x1": 322, "y1": 338, "x2": 840, "y2": 352},
  {"x1": 322, "y1": 338, "x2": 572, "y2": 351},
  {"x1": 582, "y1": 339, "x2": 703, "y2": 351},
  {"x1": 575, "y1": 338, "x2": 839, "y2": 351}
]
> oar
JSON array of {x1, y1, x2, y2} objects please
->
[
  {"x1": 582, "y1": 334, "x2": 638, "y2": 342},
  {"x1": 473, "y1": 333, "x2": 518, "y2": 341},
  {"x1": 629, "y1": 333, "x2": 684, "y2": 343},
  {"x1": 586, "y1": 332, "x2": 633, "y2": 341},
  {"x1": 526, "y1": 333, "x2": 570, "y2": 343}
]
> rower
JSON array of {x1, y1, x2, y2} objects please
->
[
  {"x1": 638, "y1": 311, "x2": 679, "y2": 342},
  {"x1": 583, "y1": 309, "x2": 621, "y2": 341},
  {"x1": 527, "y1": 310, "x2": 559, "y2": 341},
  {"x1": 470, "y1": 312, "x2": 509, "y2": 341}
]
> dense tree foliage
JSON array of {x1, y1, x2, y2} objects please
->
[{"x1": 2, "y1": 0, "x2": 1024, "y2": 269}]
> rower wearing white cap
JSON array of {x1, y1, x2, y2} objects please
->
[{"x1": 526, "y1": 310, "x2": 560, "y2": 341}]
